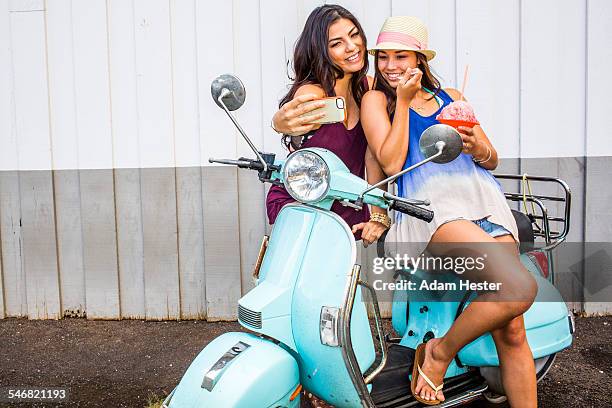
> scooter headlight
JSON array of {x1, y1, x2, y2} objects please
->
[
  {"x1": 283, "y1": 150, "x2": 330, "y2": 203},
  {"x1": 320, "y1": 306, "x2": 341, "y2": 347}
]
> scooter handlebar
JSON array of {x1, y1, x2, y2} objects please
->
[{"x1": 389, "y1": 199, "x2": 434, "y2": 223}]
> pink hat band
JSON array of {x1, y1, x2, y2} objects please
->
[{"x1": 376, "y1": 31, "x2": 426, "y2": 50}]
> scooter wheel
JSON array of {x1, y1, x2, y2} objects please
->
[{"x1": 480, "y1": 353, "x2": 557, "y2": 395}]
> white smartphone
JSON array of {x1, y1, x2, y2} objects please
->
[{"x1": 298, "y1": 96, "x2": 347, "y2": 125}]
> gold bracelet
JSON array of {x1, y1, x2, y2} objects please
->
[{"x1": 370, "y1": 213, "x2": 391, "y2": 229}]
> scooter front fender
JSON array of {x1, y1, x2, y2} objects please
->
[{"x1": 167, "y1": 332, "x2": 300, "y2": 408}]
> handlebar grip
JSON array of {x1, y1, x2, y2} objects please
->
[{"x1": 390, "y1": 200, "x2": 434, "y2": 223}]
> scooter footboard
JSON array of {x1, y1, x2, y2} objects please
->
[{"x1": 167, "y1": 332, "x2": 300, "y2": 408}]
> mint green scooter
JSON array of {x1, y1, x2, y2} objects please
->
[{"x1": 163, "y1": 74, "x2": 573, "y2": 408}]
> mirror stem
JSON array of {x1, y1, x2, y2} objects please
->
[
  {"x1": 359, "y1": 142, "x2": 445, "y2": 199},
  {"x1": 217, "y1": 89, "x2": 268, "y2": 172}
]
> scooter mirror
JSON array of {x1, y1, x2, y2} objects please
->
[
  {"x1": 211, "y1": 74, "x2": 246, "y2": 111},
  {"x1": 419, "y1": 124, "x2": 463, "y2": 164}
]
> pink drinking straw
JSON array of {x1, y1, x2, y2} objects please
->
[{"x1": 460, "y1": 64, "x2": 470, "y2": 101}]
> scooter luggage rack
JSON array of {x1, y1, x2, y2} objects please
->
[{"x1": 494, "y1": 174, "x2": 571, "y2": 251}]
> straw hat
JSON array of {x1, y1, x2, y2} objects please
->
[{"x1": 369, "y1": 16, "x2": 436, "y2": 61}]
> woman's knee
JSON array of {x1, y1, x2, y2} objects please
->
[
  {"x1": 492, "y1": 317, "x2": 528, "y2": 349},
  {"x1": 498, "y1": 268, "x2": 537, "y2": 315}
]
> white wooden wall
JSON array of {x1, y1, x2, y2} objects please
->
[{"x1": 1, "y1": 0, "x2": 610, "y2": 319}]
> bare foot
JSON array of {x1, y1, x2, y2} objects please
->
[{"x1": 414, "y1": 338, "x2": 452, "y2": 402}]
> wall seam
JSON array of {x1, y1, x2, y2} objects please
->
[
  {"x1": 518, "y1": 0, "x2": 523, "y2": 173},
  {"x1": 193, "y1": 0, "x2": 207, "y2": 319},
  {"x1": 581, "y1": 0, "x2": 589, "y2": 311},
  {"x1": 168, "y1": 0, "x2": 182, "y2": 319},
  {"x1": 43, "y1": 0, "x2": 63, "y2": 319},
  {"x1": 105, "y1": 0, "x2": 122, "y2": 319}
]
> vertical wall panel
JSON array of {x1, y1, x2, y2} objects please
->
[
  {"x1": 521, "y1": 0, "x2": 586, "y2": 160},
  {"x1": 456, "y1": 0, "x2": 520, "y2": 160},
  {"x1": 234, "y1": 0, "x2": 266, "y2": 294},
  {"x1": 107, "y1": 0, "x2": 145, "y2": 318},
  {"x1": 259, "y1": 0, "x2": 300, "y2": 158},
  {"x1": 196, "y1": 0, "x2": 237, "y2": 162},
  {"x1": 586, "y1": 0, "x2": 612, "y2": 159},
  {"x1": 520, "y1": 0, "x2": 587, "y2": 312},
  {"x1": 10, "y1": 9, "x2": 60, "y2": 319},
  {"x1": 113, "y1": 168, "x2": 145, "y2": 319},
  {"x1": 202, "y1": 167, "x2": 241, "y2": 320},
  {"x1": 0, "y1": 0, "x2": 26, "y2": 317},
  {"x1": 584, "y1": 0, "x2": 612, "y2": 315},
  {"x1": 196, "y1": 0, "x2": 241, "y2": 319},
  {"x1": 46, "y1": 0, "x2": 85, "y2": 317},
  {"x1": 133, "y1": 0, "x2": 180, "y2": 319},
  {"x1": 170, "y1": 0, "x2": 206, "y2": 318},
  {"x1": 72, "y1": 0, "x2": 119, "y2": 318},
  {"x1": 174, "y1": 166, "x2": 206, "y2": 318},
  {"x1": 0, "y1": 173, "x2": 25, "y2": 317},
  {"x1": 391, "y1": 0, "x2": 457, "y2": 88},
  {"x1": 140, "y1": 168, "x2": 180, "y2": 319}
]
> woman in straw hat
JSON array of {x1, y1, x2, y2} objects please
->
[
  {"x1": 267, "y1": 4, "x2": 390, "y2": 248},
  {"x1": 361, "y1": 16, "x2": 537, "y2": 406}
]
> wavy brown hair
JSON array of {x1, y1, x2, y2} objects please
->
[
  {"x1": 280, "y1": 5, "x2": 369, "y2": 109},
  {"x1": 373, "y1": 51, "x2": 441, "y2": 117}
]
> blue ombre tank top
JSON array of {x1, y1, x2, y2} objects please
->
[{"x1": 385, "y1": 90, "x2": 519, "y2": 253}]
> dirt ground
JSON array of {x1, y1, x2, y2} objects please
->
[{"x1": 0, "y1": 316, "x2": 610, "y2": 408}]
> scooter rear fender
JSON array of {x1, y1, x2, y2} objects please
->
[{"x1": 167, "y1": 332, "x2": 300, "y2": 408}]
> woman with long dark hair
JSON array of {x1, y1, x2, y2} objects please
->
[
  {"x1": 267, "y1": 4, "x2": 389, "y2": 247},
  {"x1": 361, "y1": 17, "x2": 537, "y2": 406}
]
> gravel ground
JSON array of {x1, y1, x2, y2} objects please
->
[{"x1": 0, "y1": 315, "x2": 610, "y2": 407}]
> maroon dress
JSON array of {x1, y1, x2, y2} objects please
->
[{"x1": 266, "y1": 121, "x2": 371, "y2": 240}]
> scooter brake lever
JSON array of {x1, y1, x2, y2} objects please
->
[{"x1": 339, "y1": 199, "x2": 363, "y2": 211}]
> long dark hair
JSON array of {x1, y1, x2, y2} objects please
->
[
  {"x1": 280, "y1": 5, "x2": 369, "y2": 109},
  {"x1": 373, "y1": 51, "x2": 441, "y2": 117}
]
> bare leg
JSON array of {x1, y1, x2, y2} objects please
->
[
  {"x1": 491, "y1": 315, "x2": 537, "y2": 408},
  {"x1": 414, "y1": 220, "x2": 537, "y2": 403}
]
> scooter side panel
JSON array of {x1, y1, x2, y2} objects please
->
[
  {"x1": 168, "y1": 332, "x2": 299, "y2": 408},
  {"x1": 237, "y1": 207, "x2": 317, "y2": 350},
  {"x1": 291, "y1": 207, "x2": 376, "y2": 408}
]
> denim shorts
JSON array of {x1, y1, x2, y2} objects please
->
[{"x1": 473, "y1": 217, "x2": 511, "y2": 238}]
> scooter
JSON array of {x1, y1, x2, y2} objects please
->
[{"x1": 163, "y1": 74, "x2": 574, "y2": 408}]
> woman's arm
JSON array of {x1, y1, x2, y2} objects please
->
[
  {"x1": 365, "y1": 146, "x2": 388, "y2": 211},
  {"x1": 445, "y1": 88, "x2": 499, "y2": 170},
  {"x1": 271, "y1": 85, "x2": 327, "y2": 136},
  {"x1": 352, "y1": 146, "x2": 389, "y2": 247},
  {"x1": 361, "y1": 70, "x2": 422, "y2": 175},
  {"x1": 361, "y1": 91, "x2": 408, "y2": 175}
]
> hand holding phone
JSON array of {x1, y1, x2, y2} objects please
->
[{"x1": 298, "y1": 97, "x2": 347, "y2": 126}]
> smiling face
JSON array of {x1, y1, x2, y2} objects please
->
[
  {"x1": 377, "y1": 50, "x2": 419, "y2": 88},
  {"x1": 327, "y1": 18, "x2": 365, "y2": 74}
]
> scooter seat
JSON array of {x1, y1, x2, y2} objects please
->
[{"x1": 511, "y1": 209, "x2": 535, "y2": 252}]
